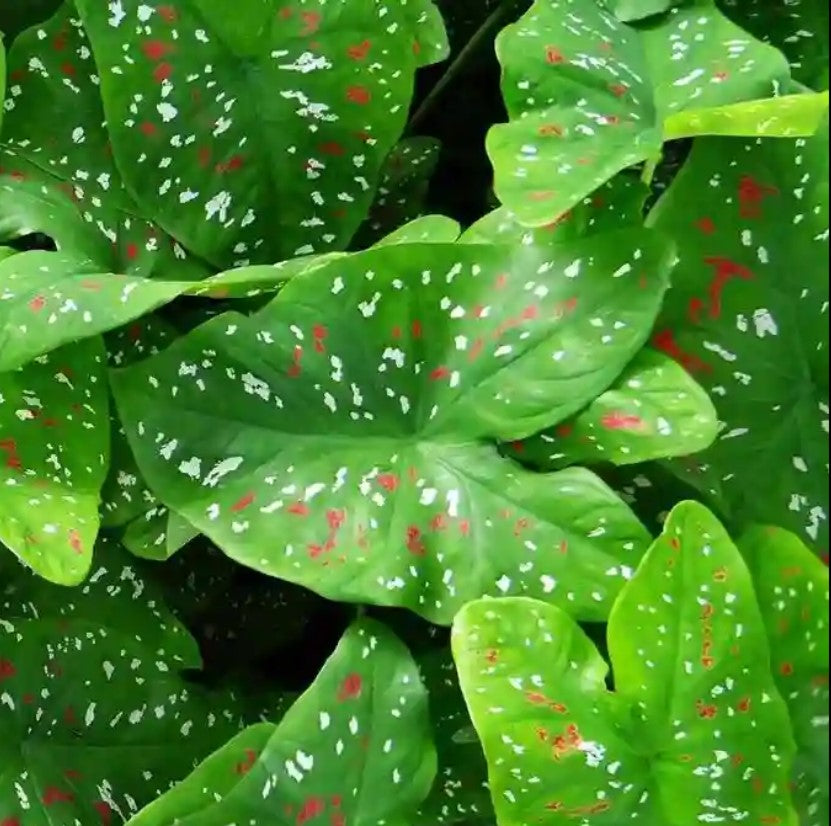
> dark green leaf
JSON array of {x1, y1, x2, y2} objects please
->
[
  {"x1": 649, "y1": 118, "x2": 829, "y2": 553},
  {"x1": 740, "y1": 526, "x2": 830, "y2": 826},
  {"x1": 126, "y1": 619, "x2": 437, "y2": 826},
  {"x1": 0, "y1": 339, "x2": 108, "y2": 584},
  {"x1": 111, "y1": 236, "x2": 670, "y2": 623},
  {"x1": 74, "y1": 0, "x2": 448, "y2": 267},
  {"x1": 452, "y1": 501, "x2": 798, "y2": 825}
]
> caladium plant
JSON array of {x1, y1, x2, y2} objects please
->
[{"x1": 0, "y1": 1, "x2": 828, "y2": 825}]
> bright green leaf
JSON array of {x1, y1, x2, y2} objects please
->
[
  {"x1": 74, "y1": 0, "x2": 448, "y2": 268},
  {"x1": 489, "y1": 0, "x2": 797, "y2": 227},
  {"x1": 740, "y1": 526, "x2": 830, "y2": 826},
  {"x1": 610, "y1": 0, "x2": 681, "y2": 22},
  {"x1": 0, "y1": 538, "x2": 248, "y2": 825},
  {"x1": 111, "y1": 236, "x2": 668, "y2": 623},
  {"x1": 127, "y1": 619, "x2": 437, "y2": 826},
  {"x1": 0, "y1": 339, "x2": 108, "y2": 584},
  {"x1": 649, "y1": 118, "x2": 829, "y2": 553},
  {"x1": 453, "y1": 501, "x2": 798, "y2": 825},
  {"x1": 505, "y1": 348, "x2": 718, "y2": 469}
]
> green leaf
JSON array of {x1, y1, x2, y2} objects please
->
[
  {"x1": 0, "y1": 30, "x2": 5, "y2": 132},
  {"x1": 74, "y1": 0, "x2": 447, "y2": 268},
  {"x1": 110, "y1": 236, "x2": 669, "y2": 623},
  {"x1": 721, "y1": 0, "x2": 829, "y2": 90},
  {"x1": 126, "y1": 619, "x2": 437, "y2": 826},
  {"x1": 0, "y1": 250, "x2": 197, "y2": 371},
  {"x1": 415, "y1": 650, "x2": 493, "y2": 825},
  {"x1": 0, "y1": 537, "x2": 248, "y2": 825},
  {"x1": 452, "y1": 501, "x2": 799, "y2": 825},
  {"x1": 489, "y1": 0, "x2": 799, "y2": 228},
  {"x1": 649, "y1": 118, "x2": 829, "y2": 554},
  {"x1": 610, "y1": 0, "x2": 681, "y2": 22},
  {"x1": 374, "y1": 214, "x2": 462, "y2": 246},
  {"x1": 0, "y1": 339, "x2": 108, "y2": 584},
  {"x1": 0, "y1": 4, "x2": 211, "y2": 279},
  {"x1": 505, "y1": 348, "x2": 718, "y2": 469},
  {"x1": 740, "y1": 526, "x2": 830, "y2": 826}
]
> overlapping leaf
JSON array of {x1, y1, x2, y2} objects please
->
[
  {"x1": 452, "y1": 501, "x2": 798, "y2": 825},
  {"x1": 74, "y1": 0, "x2": 448, "y2": 268},
  {"x1": 0, "y1": 339, "x2": 108, "y2": 584},
  {"x1": 649, "y1": 118, "x2": 829, "y2": 553},
  {"x1": 506, "y1": 348, "x2": 718, "y2": 469},
  {"x1": 0, "y1": 538, "x2": 247, "y2": 825},
  {"x1": 489, "y1": 0, "x2": 812, "y2": 227},
  {"x1": 111, "y1": 236, "x2": 671, "y2": 623},
  {"x1": 0, "y1": 4, "x2": 210, "y2": 279},
  {"x1": 741, "y1": 526, "x2": 830, "y2": 826},
  {"x1": 721, "y1": 0, "x2": 829, "y2": 90},
  {"x1": 126, "y1": 619, "x2": 436, "y2": 826}
]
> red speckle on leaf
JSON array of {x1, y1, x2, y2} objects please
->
[
  {"x1": 555, "y1": 424, "x2": 573, "y2": 438},
  {"x1": 297, "y1": 797, "x2": 326, "y2": 824},
  {"x1": 330, "y1": 814, "x2": 345, "y2": 826},
  {"x1": 157, "y1": 5, "x2": 178, "y2": 23},
  {"x1": 93, "y1": 801, "x2": 113, "y2": 825},
  {"x1": 468, "y1": 337, "x2": 484, "y2": 362},
  {"x1": 337, "y1": 673, "x2": 363, "y2": 701},
  {"x1": 736, "y1": 696, "x2": 751, "y2": 713},
  {"x1": 545, "y1": 45, "x2": 566, "y2": 64},
  {"x1": 313, "y1": 324, "x2": 328, "y2": 353},
  {"x1": 346, "y1": 86, "x2": 371, "y2": 105},
  {"x1": 430, "y1": 513, "x2": 448, "y2": 532},
  {"x1": 235, "y1": 748, "x2": 257, "y2": 775},
  {"x1": 529, "y1": 190, "x2": 555, "y2": 201},
  {"x1": 703, "y1": 256, "x2": 753, "y2": 318},
  {"x1": 601, "y1": 412, "x2": 644, "y2": 431},
  {"x1": 696, "y1": 701, "x2": 718, "y2": 719},
  {"x1": 538, "y1": 123, "x2": 564, "y2": 137},
  {"x1": 139, "y1": 122, "x2": 157, "y2": 137},
  {"x1": 29, "y1": 295, "x2": 46, "y2": 312},
  {"x1": 609, "y1": 82, "x2": 628, "y2": 97},
  {"x1": 319, "y1": 141, "x2": 345, "y2": 156},
  {"x1": 494, "y1": 273, "x2": 508, "y2": 289},
  {"x1": 198, "y1": 147, "x2": 211, "y2": 167},
  {"x1": 780, "y1": 662, "x2": 794, "y2": 677},
  {"x1": 696, "y1": 216, "x2": 716, "y2": 234},
  {"x1": 406, "y1": 525, "x2": 426, "y2": 556},
  {"x1": 153, "y1": 62, "x2": 172, "y2": 82},
  {"x1": 68, "y1": 530, "x2": 83, "y2": 555},
  {"x1": 430, "y1": 365, "x2": 450, "y2": 381},
  {"x1": 80, "y1": 280, "x2": 101, "y2": 291},
  {"x1": 688, "y1": 296, "x2": 705, "y2": 323},
  {"x1": 53, "y1": 31, "x2": 67, "y2": 50},
  {"x1": 288, "y1": 501, "x2": 310, "y2": 517},
  {"x1": 652, "y1": 329, "x2": 712, "y2": 375},
  {"x1": 300, "y1": 11, "x2": 322, "y2": 35},
  {"x1": 60, "y1": 62, "x2": 76, "y2": 77},
  {"x1": 378, "y1": 474, "x2": 399, "y2": 492},
  {"x1": 738, "y1": 175, "x2": 779, "y2": 219},
  {"x1": 231, "y1": 492, "x2": 255, "y2": 513},
  {"x1": 411, "y1": 320, "x2": 423, "y2": 338},
  {"x1": 288, "y1": 345, "x2": 303, "y2": 377},
  {"x1": 347, "y1": 40, "x2": 371, "y2": 60},
  {"x1": 126, "y1": 243, "x2": 139, "y2": 261},
  {"x1": 0, "y1": 659, "x2": 16, "y2": 681},
  {"x1": 42, "y1": 787, "x2": 74, "y2": 806},
  {"x1": 521, "y1": 304, "x2": 540, "y2": 321},
  {"x1": 141, "y1": 40, "x2": 172, "y2": 61}
]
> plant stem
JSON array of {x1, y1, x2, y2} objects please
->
[
  {"x1": 641, "y1": 154, "x2": 661, "y2": 186},
  {"x1": 406, "y1": 1, "x2": 520, "y2": 135}
]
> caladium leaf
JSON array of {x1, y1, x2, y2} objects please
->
[
  {"x1": 452, "y1": 501, "x2": 799, "y2": 825},
  {"x1": 74, "y1": 0, "x2": 448, "y2": 268},
  {"x1": 126, "y1": 619, "x2": 437, "y2": 826},
  {"x1": 0, "y1": 537, "x2": 249, "y2": 826},
  {"x1": 740, "y1": 526, "x2": 830, "y2": 826},
  {"x1": 649, "y1": 119, "x2": 829, "y2": 554},
  {"x1": 489, "y1": 0, "x2": 799, "y2": 228},
  {"x1": 0, "y1": 339, "x2": 108, "y2": 584},
  {"x1": 0, "y1": 250, "x2": 198, "y2": 371},
  {"x1": 0, "y1": 4, "x2": 210, "y2": 279},
  {"x1": 415, "y1": 650, "x2": 493, "y2": 825},
  {"x1": 610, "y1": 0, "x2": 681, "y2": 22},
  {"x1": 505, "y1": 348, "x2": 718, "y2": 469},
  {"x1": 721, "y1": 0, "x2": 829, "y2": 91},
  {"x1": 110, "y1": 235, "x2": 670, "y2": 623}
]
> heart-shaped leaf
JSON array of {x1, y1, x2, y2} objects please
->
[
  {"x1": 452, "y1": 501, "x2": 799, "y2": 825},
  {"x1": 0, "y1": 339, "x2": 108, "y2": 584},
  {"x1": 126, "y1": 618, "x2": 436, "y2": 826},
  {"x1": 0, "y1": 538, "x2": 248, "y2": 826},
  {"x1": 610, "y1": 0, "x2": 682, "y2": 23},
  {"x1": 506, "y1": 348, "x2": 718, "y2": 469},
  {"x1": 649, "y1": 118, "x2": 829, "y2": 553},
  {"x1": 110, "y1": 236, "x2": 670, "y2": 623},
  {"x1": 0, "y1": 4, "x2": 210, "y2": 279},
  {"x1": 489, "y1": 0, "x2": 800, "y2": 227},
  {"x1": 74, "y1": 0, "x2": 447, "y2": 268},
  {"x1": 721, "y1": 0, "x2": 829, "y2": 90},
  {"x1": 740, "y1": 525, "x2": 830, "y2": 826}
]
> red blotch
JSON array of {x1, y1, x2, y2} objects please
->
[
  {"x1": 153, "y1": 62, "x2": 172, "y2": 82},
  {"x1": 60, "y1": 62, "x2": 76, "y2": 77},
  {"x1": 313, "y1": 324, "x2": 328, "y2": 353},
  {"x1": 42, "y1": 787, "x2": 74, "y2": 806},
  {"x1": 545, "y1": 45, "x2": 566, "y2": 64},
  {"x1": 377, "y1": 474, "x2": 399, "y2": 492},
  {"x1": 696, "y1": 216, "x2": 716, "y2": 234},
  {"x1": 141, "y1": 40, "x2": 172, "y2": 61},
  {"x1": 300, "y1": 11, "x2": 322, "y2": 35},
  {"x1": 198, "y1": 147, "x2": 212, "y2": 167},
  {"x1": 288, "y1": 501, "x2": 310, "y2": 517},
  {"x1": 703, "y1": 256, "x2": 753, "y2": 319},
  {"x1": 319, "y1": 141, "x2": 345, "y2": 156},
  {"x1": 29, "y1": 295, "x2": 46, "y2": 312},
  {"x1": 601, "y1": 412, "x2": 644, "y2": 431},
  {"x1": 231, "y1": 492, "x2": 255, "y2": 513},
  {"x1": 521, "y1": 304, "x2": 540, "y2": 321},
  {"x1": 538, "y1": 123, "x2": 563, "y2": 137},
  {"x1": 346, "y1": 85, "x2": 371, "y2": 105},
  {"x1": 216, "y1": 155, "x2": 245, "y2": 174},
  {"x1": 330, "y1": 814, "x2": 345, "y2": 826},
  {"x1": 529, "y1": 190, "x2": 555, "y2": 202},
  {"x1": 468, "y1": 337, "x2": 484, "y2": 362},
  {"x1": 157, "y1": 5, "x2": 178, "y2": 23},
  {"x1": 494, "y1": 273, "x2": 508, "y2": 289},
  {"x1": 1, "y1": 820, "x2": 21, "y2": 826},
  {"x1": 68, "y1": 530, "x2": 83, "y2": 555},
  {"x1": 652, "y1": 329, "x2": 712, "y2": 375},
  {"x1": 337, "y1": 673, "x2": 363, "y2": 701},
  {"x1": 93, "y1": 800, "x2": 113, "y2": 825},
  {"x1": 411, "y1": 320, "x2": 423, "y2": 338},
  {"x1": 297, "y1": 797, "x2": 326, "y2": 824},
  {"x1": 780, "y1": 662, "x2": 794, "y2": 677},
  {"x1": 696, "y1": 701, "x2": 718, "y2": 719},
  {"x1": 126, "y1": 243, "x2": 139, "y2": 261},
  {"x1": 406, "y1": 525, "x2": 426, "y2": 556},
  {"x1": 738, "y1": 175, "x2": 779, "y2": 219},
  {"x1": 430, "y1": 513, "x2": 448, "y2": 532},
  {"x1": 235, "y1": 748, "x2": 257, "y2": 775},
  {"x1": 555, "y1": 424, "x2": 573, "y2": 438},
  {"x1": 0, "y1": 659, "x2": 16, "y2": 681},
  {"x1": 688, "y1": 296, "x2": 705, "y2": 323},
  {"x1": 430, "y1": 365, "x2": 450, "y2": 381},
  {"x1": 288, "y1": 345, "x2": 303, "y2": 377},
  {"x1": 609, "y1": 82, "x2": 628, "y2": 97},
  {"x1": 736, "y1": 696, "x2": 751, "y2": 713},
  {"x1": 347, "y1": 40, "x2": 371, "y2": 60},
  {"x1": 139, "y1": 122, "x2": 157, "y2": 137},
  {"x1": 53, "y1": 31, "x2": 67, "y2": 51}
]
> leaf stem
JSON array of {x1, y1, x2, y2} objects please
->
[
  {"x1": 641, "y1": 154, "x2": 661, "y2": 186},
  {"x1": 406, "y1": 0, "x2": 521, "y2": 135}
]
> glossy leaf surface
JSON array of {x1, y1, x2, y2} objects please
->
[
  {"x1": 127, "y1": 619, "x2": 436, "y2": 826},
  {"x1": 0, "y1": 539, "x2": 246, "y2": 825},
  {"x1": 741, "y1": 526, "x2": 830, "y2": 826},
  {"x1": 75, "y1": 0, "x2": 447, "y2": 267},
  {"x1": 489, "y1": 0, "x2": 796, "y2": 227},
  {"x1": 453, "y1": 501, "x2": 798, "y2": 825},
  {"x1": 0, "y1": 339, "x2": 108, "y2": 584},
  {"x1": 650, "y1": 120, "x2": 829, "y2": 553},
  {"x1": 111, "y1": 237, "x2": 669, "y2": 623}
]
